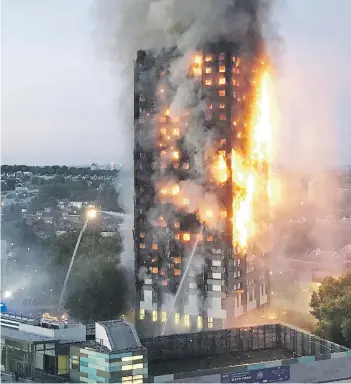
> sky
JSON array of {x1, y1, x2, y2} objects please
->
[{"x1": 1, "y1": 0, "x2": 351, "y2": 168}]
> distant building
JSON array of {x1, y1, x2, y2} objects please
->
[{"x1": 90, "y1": 162, "x2": 99, "y2": 171}]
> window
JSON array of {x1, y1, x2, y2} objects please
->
[
  {"x1": 173, "y1": 128, "x2": 180, "y2": 136},
  {"x1": 139, "y1": 117, "x2": 145, "y2": 124},
  {"x1": 207, "y1": 236, "x2": 213, "y2": 242},
  {"x1": 219, "y1": 65, "x2": 225, "y2": 73},
  {"x1": 184, "y1": 314, "x2": 190, "y2": 328},
  {"x1": 175, "y1": 313, "x2": 180, "y2": 324},
  {"x1": 152, "y1": 310, "x2": 158, "y2": 322},
  {"x1": 183, "y1": 233, "x2": 191, "y2": 241},
  {"x1": 220, "y1": 138, "x2": 226, "y2": 145},
  {"x1": 183, "y1": 198, "x2": 189, "y2": 205},
  {"x1": 232, "y1": 79, "x2": 237, "y2": 86},
  {"x1": 219, "y1": 103, "x2": 225, "y2": 109},
  {"x1": 140, "y1": 233, "x2": 145, "y2": 238},
  {"x1": 220, "y1": 114, "x2": 226, "y2": 121},
  {"x1": 183, "y1": 163, "x2": 190, "y2": 169},
  {"x1": 122, "y1": 355, "x2": 143, "y2": 362},
  {"x1": 205, "y1": 79, "x2": 212, "y2": 86},
  {"x1": 197, "y1": 316, "x2": 203, "y2": 329},
  {"x1": 220, "y1": 210, "x2": 227, "y2": 218},
  {"x1": 160, "y1": 116, "x2": 167, "y2": 123},
  {"x1": 139, "y1": 95, "x2": 145, "y2": 101},
  {"x1": 152, "y1": 267, "x2": 158, "y2": 274},
  {"x1": 218, "y1": 77, "x2": 226, "y2": 85},
  {"x1": 232, "y1": 67, "x2": 240, "y2": 74},
  {"x1": 205, "y1": 67, "x2": 212, "y2": 74},
  {"x1": 71, "y1": 355, "x2": 79, "y2": 370},
  {"x1": 219, "y1": 89, "x2": 226, "y2": 97},
  {"x1": 219, "y1": 53, "x2": 225, "y2": 61},
  {"x1": 139, "y1": 309, "x2": 145, "y2": 320},
  {"x1": 174, "y1": 269, "x2": 181, "y2": 276},
  {"x1": 205, "y1": 55, "x2": 212, "y2": 62},
  {"x1": 139, "y1": 243, "x2": 145, "y2": 249},
  {"x1": 160, "y1": 127, "x2": 167, "y2": 135},
  {"x1": 152, "y1": 243, "x2": 158, "y2": 250},
  {"x1": 173, "y1": 257, "x2": 181, "y2": 264},
  {"x1": 208, "y1": 317, "x2": 213, "y2": 329},
  {"x1": 208, "y1": 104, "x2": 213, "y2": 110},
  {"x1": 161, "y1": 311, "x2": 167, "y2": 323}
]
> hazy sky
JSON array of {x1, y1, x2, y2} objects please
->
[{"x1": 2, "y1": 0, "x2": 351, "y2": 168}]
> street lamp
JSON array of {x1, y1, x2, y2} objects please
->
[{"x1": 58, "y1": 209, "x2": 97, "y2": 310}]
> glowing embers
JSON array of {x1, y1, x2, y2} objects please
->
[
  {"x1": 212, "y1": 151, "x2": 229, "y2": 184},
  {"x1": 191, "y1": 54, "x2": 203, "y2": 77}
]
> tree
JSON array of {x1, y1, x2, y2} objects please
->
[
  {"x1": 48, "y1": 228, "x2": 130, "y2": 322},
  {"x1": 98, "y1": 184, "x2": 121, "y2": 212},
  {"x1": 310, "y1": 274, "x2": 351, "y2": 347},
  {"x1": 65, "y1": 261, "x2": 132, "y2": 322}
]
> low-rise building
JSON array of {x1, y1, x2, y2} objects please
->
[
  {"x1": 70, "y1": 320, "x2": 148, "y2": 383},
  {"x1": 1, "y1": 312, "x2": 86, "y2": 381}
]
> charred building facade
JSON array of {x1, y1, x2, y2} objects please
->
[{"x1": 134, "y1": 3, "x2": 271, "y2": 337}]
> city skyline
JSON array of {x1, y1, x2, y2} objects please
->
[{"x1": 2, "y1": 0, "x2": 351, "y2": 169}]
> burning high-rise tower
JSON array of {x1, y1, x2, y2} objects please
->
[{"x1": 133, "y1": 0, "x2": 273, "y2": 337}]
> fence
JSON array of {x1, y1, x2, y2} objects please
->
[{"x1": 142, "y1": 323, "x2": 348, "y2": 363}]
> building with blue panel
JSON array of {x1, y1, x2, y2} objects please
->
[{"x1": 69, "y1": 320, "x2": 148, "y2": 383}]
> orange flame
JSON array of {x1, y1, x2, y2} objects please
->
[
  {"x1": 213, "y1": 151, "x2": 229, "y2": 183},
  {"x1": 192, "y1": 55, "x2": 202, "y2": 76},
  {"x1": 232, "y1": 65, "x2": 274, "y2": 253}
]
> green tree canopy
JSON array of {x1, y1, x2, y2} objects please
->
[
  {"x1": 65, "y1": 260, "x2": 132, "y2": 322},
  {"x1": 310, "y1": 274, "x2": 351, "y2": 347},
  {"x1": 49, "y1": 229, "x2": 129, "y2": 322}
]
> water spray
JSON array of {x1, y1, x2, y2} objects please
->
[
  {"x1": 58, "y1": 208, "x2": 97, "y2": 310},
  {"x1": 161, "y1": 225, "x2": 204, "y2": 335}
]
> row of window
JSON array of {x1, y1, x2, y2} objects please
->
[
  {"x1": 203, "y1": 54, "x2": 240, "y2": 64},
  {"x1": 204, "y1": 66, "x2": 240, "y2": 75},
  {"x1": 139, "y1": 309, "x2": 215, "y2": 329},
  {"x1": 204, "y1": 78, "x2": 240, "y2": 87},
  {"x1": 122, "y1": 375, "x2": 143, "y2": 384}
]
